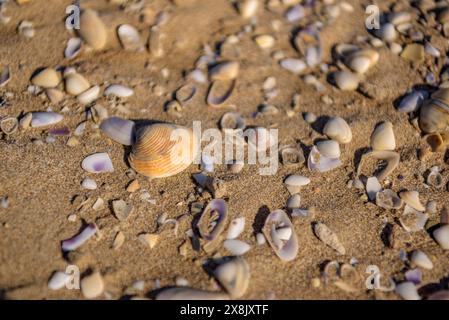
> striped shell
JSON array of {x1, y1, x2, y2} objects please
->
[{"x1": 128, "y1": 123, "x2": 197, "y2": 179}]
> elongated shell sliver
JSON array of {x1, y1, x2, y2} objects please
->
[{"x1": 263, "y1": 209, "x2": 298, "y2": 261}]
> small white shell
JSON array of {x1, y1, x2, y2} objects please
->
[
  {"x1": 280, "y1": 58, "x2": 307, "y2": 74},
  {"x1": 81, "y1": 178, "x2": 97, "y2": 190},
  {"x1": 117, "y1": 24, "x2": 144, "y2": 51},
  {"x1": 285, "y1": 4, "x2": 305, "y2": 22},
  {"x1": 433, "y1": 224, "x2": 449, "y2": 249},
  {"x1": 238, "y1": 0, "x2": 259, "y2": 19},
  {"x1": 284, "y1": 175, "x2": 310, "y2": 195},
  {"x1": 399, "y1": 205, "x2": 428, "y2": 232},
  {"x1": 308, "y1": 146, "x2": 342, "y2": 172},
  {"x1": 223, "y1": 239, "x2": 251, "y2": 255},
  {"x1": 48, "y1": 271, "x2": 71, "y2": 290},
  {"x1": 30, "y1": 112, "x2": 63, "y2": 128},
  {"x1": 65, "y1": 73, "x2": 90, "y2": 96},
  {"x1": 263, "y1": 209, "x2": 298, "y2": 261},
  {"x1": 226, "y1": 217, "x2": 245, "y2": 240},
  {"x1": 256, "y1": 233, "x2": 266, "y2": 245},
  {"x1": 375, "y1": 23, "x2": 397, "y2": 42},
  {"x1": 411, "y1": 250, "x2": 433, "y2": 270},
  {"x1": 375, "y1": 189, "x2": 403, "y2": 209},
  {"x1": 81, "y1": 153, "x2": 114, "y2": 174},
  {"x1": 366, "y1": 176, "x2": 382, "y2": 201},
  {"x1": 399, "y1": 191, "x2": 425, "y2": 212},
  {"x1": 104, "y1": 84, "x2": 134, "y2": 98},
  {"x1": 100, "y1": 117, "x2": 136, "y2": 146},
  {"x1": 370, "y1": 121, "x2": 396, "y2": 151},
  {"x1": 209, "y1": 61, "x2": 239, "y2": 81},
  {"x1": 395, "y1": 282, "x2": 420, "y2": 300},
  {"x1": 323, "y1": 117, "x2": 352, "y2": 144},
  {"x1": 286, "y1": 194, "x2": 301, "y2": 209},
  {"x1": 316, "y1": 140, "x2": 340, "y2": 158},
  {"x1": 333, "y1": 71, "x2": 359, "y2": 91},
  {"x1": 213, "y1": 257, "x2": 250, "y2": 299},
  {"x1": 64, "y1": 38, "x2": 83, "y2": 59},
  {"x1": 77, "y1": 85, "x2": 100, "y2": 105}
]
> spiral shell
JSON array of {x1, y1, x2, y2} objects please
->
[
  {"x1": 128, "y1": 123, "x2": 197, "y2": 179},
  {"x1": 419, "y1": 88, "x2": 449, "y2": 134}
]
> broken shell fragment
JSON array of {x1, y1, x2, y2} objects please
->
[
  {"x1": 238, "y1": 0, "x2": 259, "y2": 19},
  {"x1": 175, "y1": 84, "x2": 196, "y2": 104},
  {"x1": 213, "y1": 257, "x2": 250, "y2": 299},
  {"x1": 366, "y1": 176, "x2": 382, "y2": 201},
  {"x1": 30, "y1": 112, "x2": 63, "y2": 128},
  {"x1": 31, "y1": 68, "x2": 60, "y2": 88},
  {"x1": 375, "y1": 189, "x2": 403, "y2": 209},
  {"x1": 284, "y1": 175, "x2": 310, "y2": 195},
  {"x1": 81, "y1": 177, "x2": 97, "y2": 190},
  {"x1": 357, "y1": 150, "x2": 400, "y2": 181},
  {"x1": 308, "y1": 145, "x2": 342, "y2": 172},
  {"x1": 48, "y1": 271, "x2": 71, "y2": 290},
  {"x1": 100, "y1": 117, "x2": 136, "y2": 146},
  {"x1": 209, "y1": 61, "x2": 239, "y2": 81},
  {"x1": 427, "y1": 166, "x2": 443, "y2": 188},
  {"x1": 0, "y1": 66, "x2": 10, "y2": 87},
  {"x1": 399, "y1": 206, "x2": 428, "y2": 232},
  {"x1": 104, "y1": 84, "x2": 134, "y2": 98},
  {"x1": 61, "y1": 223, "x2": 97, "y2": 251},
  {"x1": 433, "y1": 224, "x2": 449, "y2": 249},
  {"x1": 280, "y1": 58, "x2": 307, "y2": 74},
  {"x1": 323, "y1": 117, "x2": 352, "y2": 144},
  {"x1": 81, "y1": 153, "x2": 114, "y2": 174},
  {"x1": 411, "y1": 250, "x2": 433, "y2": 270},
  {"x1": 313, "y1": 222, "x2": 345, "y2": 255},
  {"x1": 65, "y1": 73, "x2": 90, "y2": 96},
  {"x1": 0, "y1": 117, "x2": 18, "y2": 135},
  {"x1": 198, "y1": 199, "x2": 228, "y2": 242},
  {"x1": 77, "y1": 85, "x2": 100, "y2": 105},
  {"x1": 78, "y1": 9, "x2": 107, "y2": 50},
  {"x1": 370, "y1": 121, "x2": 396, "y2": 151},
  {"x1": 112, "y1": 199, "x2": 133, "y2": 221},
  {"x1": 156, "y1": 287, "x2": 229, "y2": 300},
  {"x1": 316, "y1": 140, "x2": 340, "y2": 158},
  {"x1": 263, "y1": 209, "x2": 298, "y2": 261},
  {"x1": 226, "y1": 217, "x2": 245, "y2": 240},
  {"x1": 223, "y1": 239, "x2": 251, "y2": 255},
  {"x1": 64, "y1": 37, "x2": 83, "y2": 59},
  {"x1": 333, "y1": 71, "x2": 359, "y2": 91},
  {"x1": 286, "y1": 194, "x2": 301, "y2": 209},
  {"x1": 399, "y1": 191, "x2": 425, "y2": 212},
  {"x1": 395, "y1": 282, "x2": 420, "y2": 300},
  {"x1": 344, "y1": 49, "x2": 379, "y2": 74},
  {"x1": 128, "y1": 124, "x2": 197, "y2": 179},
  {"x1": 117, "y1": 24, "x2": 143, "y2": 51},
  {"x1": 280, "y1": 145, "x2": 305, "y2": 166}
]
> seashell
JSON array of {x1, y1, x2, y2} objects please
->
[
  {"x1": 148, "y1": 26, "x2": 164, "y2": 58},
  {"x1": 263, "y1": 209, "x2": 298, "y2": 261},
  {"x1": 175, "y1": 84, "x2": 196, "y2": 104},
  {"x1": 18, "y1": 20, "x2": 34, "y2": 38},
  {"x1": 401, "y1": 44, "x2": 425, "y2": 63},
  {"x1": 374, "y1": 23, "x2": 397, "y2": 42},
  {"x1": 399, "y1": 191, "x2": 425, "y2": 212},
  {"x1": 280, "y1": 145, "x2": 305, "y2": 166},
  {"x1": 285, "y1": 4, "x2": 305, "y2": 22},
  {"x1": 357, "y1": 150, "x2": 400, "y2": 181},
  {"x1": 425, "y1": 42, "x2": 440, "y2": 57},
  {"x1": 212, "y1": 257, "x2": 250, "y2": 299},
  {"x1": 100, "y1": 116, "x2": 136, "y2": 146},
  {"x1": 189, "y1": 69, "x2": 207, "y2": 83},
  {"x1": 81, "y1": 272, "x2": 104, "y2": 299},
  {"x1": 61, "y1": 223, "x2": 97, "y2": 251},
  {"x1": 166, "y1": 100, "x2": 183, "y2": 118},
  {"x1": 313, "y1": 222, "x2": 345, "y2": 255},
  {"x1": 245, "y1": 127, "x2": 276, "y2": 152},
  {"x1": 304, "y1": 112, "x2": 317, "y2": 124},
  {"x1": 81, "y1": 177, "x2": 97, "y2": 190},
  {"x1": 366, "y1": 176, "x2": 382, "y2": 201},
  {"x1": 438, "y1": 8, "x2": 449, "y2": 24},
  {"x1": 433, "y1": 224, "x2": 449, "y2": 249},
  {"x1": 0, "y1": 116, "x2": 18, "y2": 135},
  {"x1": 226, "y1": 217, "x2": 245, "y2": 240},
  {"x1": 77, "y1": 85, "x2": 100, "y2": 105},
  {"x1": 207, "y1": 80, "x2": 235, "y2": 107},
  {"x1": 65, "y1": 73, "x2": 90, "y2": 96},
  {"x1": 388, "y1": 12, "x2": 412, "y2": 25},
  {"x1": 117, "y1": 24, "x2": 144, "y2": 51},
  {"x1": 344, "y1": 49, "x2": 379, "y2": 74},
  {"x1": 90, "y1": 104, "x2": 108, "y2": 124},
  {"x1": 316, "y1": 140, "x2": 340, "y2": 158},
  {"x1": 286, "y1": 194, "x2": 301, "y2": 209},
  {"x1": 78, "y1": 10, "x2": 107, "y2": 50},
  {"x1": 128, "y1": 123, "x2": 197, "y2": 178},
  {"x1": 323, "y1": 117, "x2": 352, "y2": 144},
  {"x1": 156, "y1": 287, "x2": 229, "y2": 300},
  {"x1": 46, "y1": 88, "x2": 64, "y2": 104},
  {"x1": 308, "y1": 145, "x2": 342, "y2": 172},
  {"x1": 284, "y1": 175, "x2": 310, "y2": 195},
  {"x1": 405, "y1": 268, "x2": 422, "y2": 285},
  {"x1": 30, "y1": 112, "x2": 63, "y2": 128},
  {"x1": 81, "y1": 153, "x2": 114, "y2": 174},
  {"x1": 48, "y1": 271, "x2": 71, "y2": 290},
  {"x1": 0, "y1": 65, "x2": 10, "y2": 87},
  {"x1": 375, "y1": 189, "x2": 403, "y2": 209},
  {"x1": 256, "y1": 233, "x2": 266, "y2": 245},
  {"x1": 31, "y1": 68, "x2": 61, "y2": 88},
  {"x1": 238, "y1": 0, "x2": 259, "y2": 19},
  {"x1": 280, "y1": 58, "x2": 306, "y2": 74},
  {"x1": 397, "y1": 90, "x2": 428, "y2": 113},
  {"x1": 411, "y1": 250, "x2": 433, "y2": 270},
  {"x1": 399, "y1": 205, "x2": 428, "y2": 232},
  {"x1": 333, "y1": 71, "x2": 359, "y2": 91},
  {"x1": 209, "y1": 61, "x2": 239, "y2": 81},
  {"x1": 112, "y1": 199, "x2": 133, "y2": 221},
  {"x1": 419, "y1": 88, "x2": 449, "y2": 134},
  {"x1": 427, "y1": 166, "x2": 443, "y2": 188},
  {"x1": 104, "y1": 84, "x2": 134, "y2": 98},
  {"x1": 223, "y1": 239, "x2": 251, "y2": 255},
  {"x1": 64, "y1": 38, "x2": 83, "y2": 59},
  {"x1": 219, "y1": 112, "x2": 246, "y2": 130},
  {"x1": 370, "y1": 121, "x2": 396, "y2": 151},
  {"x1": 263, "y1": 77, "x2": 276, "y2": 91},
  {"x1": 334, "y1": 43, "x2": 359, "y2": 60},
  {"x1": 198, "y1": 199, "x2": 228, "y2": 242},
  {"x1": 254, "y1": 34, "x2": 275, "y2": 49},
  {"x1": 395, "y1": 282, "x2": 420, "y2": 300}
]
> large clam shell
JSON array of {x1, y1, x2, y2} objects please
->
[
  {"x1": 197, "y1": 199, "x2": 228, "y2": 242},
  {"x1": 263, "y1": 209, "x2": 298, "y2": 261},
  {"x1": 128, "y1": 123, "x2": 197, "y2": 179}
]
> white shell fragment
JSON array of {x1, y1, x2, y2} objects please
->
[
  {"x1": 104, "y1": 84, "x2": 134, "y2": 98},
  {"x1": 213, "y1": 257, "x2": 250, "y2": 299},
  {"x1": 117, "y1": 24, "x2": 144, "y2": 51},
  {"x1": 100, "y1": 117, "x2": 136, "y2": 146},
  {"x1": 284, "y1": 175, "x2": 310, "y2": 195},
  {"x1": 333, "y1": 71, "x2": 359, "y2": 91},
  {"x1": 223, "y1": 239, "x2": 251, "y2": 255},
  {"x1": 399, "y1": 206, "x2": 428, "y2": 232},
  {"x1": 263, "y1": 209, "x2": 298, "y2": 261},
  {"x1": 30, "y1": 112, "x2": 63, "y2": 128},
  {"x1": 64, "y1": 38, "x2": 83, "y2": 59},
  {"x1": 48, "y1": 271, "x2": 71, "y2": 290},
  {"x1": 323, "y1": 117, "x2": 352, "y2": 144},
  {"x1": 61, "y1": 223, "x2": 97, "y2": 251},
  {"x1": 286, "y1": 194, "x2": 301, "y2": 209},
  {"x1": 238, "y1": 0, "x2": 259, "y2": 19},
  {"x1": 226, "y1": 217, "x2": 245, "y2": 240},
  {"x1": 81, "y1": 178, "x2": 97, "y2": 190},
  {"x1": 375, "y1": 189, "x2": 403, "y2": 209},
  {"x1": 313, "y1": 222, "x2": 345, "y2": 255},
  {"x1": 366, "y1": 176, "x2": 382, "y2": 201},
  {"x1": 433, "y1": 224, "x2": 449, "y2": 249},
  {"x1": 395, "y1": 282, "x2": 420, "y2": 300},
  {"x1": 411, "y1": 250, "x2": 433, "y2": 270},
  {"x1": 316, "y1": 140, "x2": 340, "y2": 158},
  {"x1": 308, "y1": 145, "x2": 342, "y2": 172},
  {"x1": 399, "y1": 191, "x2": 425, "y2": 212},
  {"x1": 81, "y1": 153, "x2": 114, "y2": 174},
  {"x1": 77, "y1": 85, "x2": 100, "y2": 105},
  {"x1": 280, "y1": 58, "x2": 307, "y2": 74},
  {"x1": 370, "y1": 121, "x2": 396, "y2": 151},
  {"x1": 0, "y1": 66, "x2": 10, "y2": 87}
]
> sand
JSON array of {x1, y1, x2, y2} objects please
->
[{"x1": 0, "y1": 0, "x2": 448, "y2": 300}]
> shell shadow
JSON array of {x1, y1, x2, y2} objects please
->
[
  {"x1": 353, "y1": 147, "x2": 370, "y2": 174},
  {"x1": 251, "y1": 205, "x2": 270, "y2": 234},
  {"x1": 380, "y1": 222, "x2": 394, "y2": 247},
  {"x1": 310, "y1": 115, "x2": 330, "y2": 134},
  {"x1": 147, "y1": 286, "x2": 176, "y2": 300}
]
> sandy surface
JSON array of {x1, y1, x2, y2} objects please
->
[{"x1": 0, "y1": 0, "x2": 448, "y2": 300}]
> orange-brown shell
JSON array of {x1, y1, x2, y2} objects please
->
[
  {"x1": 419, "y1": 89, "x2": 449, "y2": 134},
  {"x1": 128, "y1": 123, "x2": 197, "y2": 178}
]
